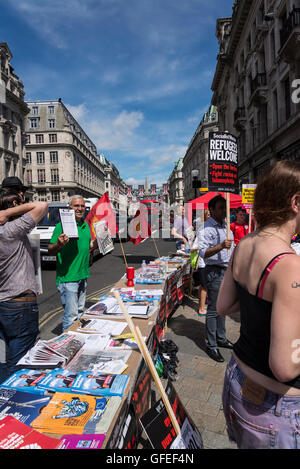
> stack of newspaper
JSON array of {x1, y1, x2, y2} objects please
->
[{"x1": 17, "y1": 332, "x2": 85, "y2": 368}]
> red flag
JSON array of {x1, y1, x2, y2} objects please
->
[
  {"x1": 129, "y1": 204, "x2": 151, "y2": 245},
  {"x1": 85, "y1": 192, "x2": 118, "y2": 240}
]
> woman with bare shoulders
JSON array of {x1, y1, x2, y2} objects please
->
[{"x1": 217, "y1": 160, "x2": 300, "y2": 449}]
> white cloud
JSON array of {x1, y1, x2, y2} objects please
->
[
  {"x1": 84, "y1": 110, "x2": 144, "y2": 151},
  {"x1": 65, "y1": 103, "x2": 88, "y2": 121}
]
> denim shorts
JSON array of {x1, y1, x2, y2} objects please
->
[{"x1": 222, "y1": 355, "x2": 300, "y2": 449}]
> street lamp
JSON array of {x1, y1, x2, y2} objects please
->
[{"x1": 191, "y1": 169, "x2": 201, "y2": 199}]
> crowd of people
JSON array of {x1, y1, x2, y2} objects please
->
[{"x1": 1, "y1": 159, "x2": 300, "y2": 449}]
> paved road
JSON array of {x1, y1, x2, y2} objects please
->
[{"x1": 38, "y1": 236, "x2": 176, "y2": 339}]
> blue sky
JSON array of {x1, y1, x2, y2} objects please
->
[{"x1": 1, "y1": 0, "x2": 233, "y2": 187}]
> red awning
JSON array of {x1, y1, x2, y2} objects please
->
[{"x1": 188, "y1": 191, "x2": 242, "y2": 209}]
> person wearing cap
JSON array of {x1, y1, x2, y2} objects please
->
[
  {"x1": 1, "y1": 176, "x2": 32, "y2": 202},
  {"x1": 0, "y1": 187, "x2": 48, "y2": 383}
]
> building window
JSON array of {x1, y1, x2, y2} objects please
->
[
  {"x1": 25, "y1": 134, "x2": 30, "y2": 144},
  {"x1": 37, "y1": 169, "x2": 46, "y2": 184},
  {"x1": 37, "y1": 190, "x2": 47, "y2": 201},
  {"x1": 25, "y1": 152, "x2": 31, "y2": 164},
  {"x1": 49, "y1": 133, "x2": 57, "y2": 143},
  {"x1": 51, "y1": 190, "x2": 60, "y2": 201},
  {"x1": 29, "y1": 118, "x2": 39, "y2": 129},
  {"x1": 37, "y1": 152, "x2": 45, "y2": 164},
  {"x1": 50, "y1": 151, "x2": 58, "y2": 163},
  {"x1": 51, "y1": 168, "x2": 59, "y2": 184},
  {"x1": 36, "y1": 134, "x2": 44, "y2": 144},
  {"x1": 48, "y1": 119, "x2": 56, "y2": 129},
  {"x1": 5, "y1": 161, "x2": 10, "y2": 178},
  {"x1": 31, "y1": 106, "x2": 39, "y2": 115},
  {"x1": 48, "y1": 105, "x2": 55, "y2": 114},
  {"x1": 26, "y1": 169, "x2": 32, "y2": 184}
]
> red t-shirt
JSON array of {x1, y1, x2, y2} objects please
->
[{"x1": 230, "y1": 222, "x2": 248, "y2": 245}]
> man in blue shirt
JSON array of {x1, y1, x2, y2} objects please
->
[{"x1": 198, "y1": 195, "x2": 234, "y2": 362}]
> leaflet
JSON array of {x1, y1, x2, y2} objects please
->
[
  {"x1": 0, "y1": 415, "x2": 60, "y2": 449},
  {"x1": 0, "y1": 388, "x2": 52, "y2": 425},
  {"x1": 76, "y1": 318, "x2": 127, "y2": 335},
  {"x1": 1, "y1": 370, "x2": 49, "y2": 396},
  {"x1": 37, "y1": 369, "x2": 79, "y2": 393},
  {"x1": 71, "y1": 372, "x2": 129, "y2": 397},
  {"x1": 59, "y1": 209, "x2": 78, "y2": 238}
]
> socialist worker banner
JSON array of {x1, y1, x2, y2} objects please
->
[{"x1": 208, "y1": 132, "x2": 239, "y2": 194}]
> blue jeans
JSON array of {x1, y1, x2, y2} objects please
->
[
  {"x1": 57, "y1": 279, "x2": 87, "y2": 331},
  {"x1": 205, "y1": 265, "x2": 227, "y2": 348},
  {"x1": 0, "y1": 295, "x2": 39, "y2": 384},
  {"x1": 222, "y1": 355, "x2": 300, "y2": 449}
]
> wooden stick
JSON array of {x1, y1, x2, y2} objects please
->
[
  {"x1": 118, "y1": 231, "x2": 128, "y2": 269},
  {"x1": 248, "y1": 208, "x2": 252, "y2": 234},
  {"x1": 151, "y1": 235, "x2": 160, "y2": 258},
  {"x1": 226, "y1": 192, "x2": 230, "y2": 251},
  {"x1": 113, "y1": 291, "x2": 181, "y2": 435}
]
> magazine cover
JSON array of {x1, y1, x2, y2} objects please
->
[
  {"x1": 0, "y1": 415, "x2": 60, "y2": 449},
  {"x1": 71, "y1": 371, "x2": 129, "y2": 397},
  {"x1": 31, "y1": 392, "x2": 98, "y2": 435},
  {"x1": 66, "y1": 349, "x2": 129, "y2": 374},
  {"x1": 58, "y1": 433, "x2": 106, "y2": 449},
  {"x1": 0, "y1": 387, "x2": 51, "y2": 425},
  {"x1": 83, "y1": 396, "x2": 122, "y2": 434},
  {"x1": 37, "y1": 369, "x2": 79, "y2": 393},
  {"x1": 1, "y1": 370, "x2": 49, "y2": 395}
]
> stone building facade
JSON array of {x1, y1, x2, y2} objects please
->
[
  {"x1": 182, "y1": 105, "x2": 219, "y2": 202},
  {"x1": 25, "y1": 99, "x2": 106, "y2": 202},
  {"x1": 168, "y1": 158, "x2": 184, "y2": 206},
  {"x1": 0, "y1": 43, "x2": 29, "y2": 187},
  {"x1": 101, "y1": 154, "x2": 127, "y2": 213},
  {"x1": 211, "y1": 0, "x2": 300, "y2": 186}
]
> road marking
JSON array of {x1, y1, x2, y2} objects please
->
[{"x1": 39, "y1": 282, "x2": 116, "y2": 329}]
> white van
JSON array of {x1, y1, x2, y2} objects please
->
[
  {"x1": 31, "y1": 202, "x2": 69, "y2": 262},
  {"x1": 31, "y1": 198, "x2": 102, "y2": 265}
]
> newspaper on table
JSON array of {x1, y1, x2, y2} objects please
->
[
  {"x1": 17, "y1": 332, "x2": 85, "y2": 367},
  {"x1": 66, "y1": 349, "x2": 131, "y2": 374},
  {"x1": 84, "y1": 295, "x2": 157, "y2": 319},
  {"x1": 105, "y1": 334, "x2": 146, "y2": 351},
  {"x1": 76, "y1": 318, "x2": 128, "y2": 335}
]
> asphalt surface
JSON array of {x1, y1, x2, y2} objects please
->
[{"x1": 38, "y1": 235, "x2": 175, "y2": 339}]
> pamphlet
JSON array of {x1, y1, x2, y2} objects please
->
[
  {"x1": 31, "y1": 392, "x2": 100, "y2": 435},
  {"x1": 66, "y1": 349, "x2": 131, "y2": 374},
  {"x1": 37, "y1": 369, "x2": 79, "y2": 393},
  {"x1": 1, "y1": 370, "x2": 49, "y2": 395},
  {"x1": 76, "y1": 318, "x2": 127, "y2": 335},
  {"x1": 71, "y1": 371, "x2": 129, "y2": 398},
  {"x1": 59, "y1": 209, "x2": 78, "y2": 238},
  {"x1": 0, "y1": 387, "x2": 52, "y2": 425},
  {"x1": 58, "y1": 433, "x2": 106, "y2": 449},
  {"x1": 0, "y1": 415, "x2": 60, "y2": 449}
]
